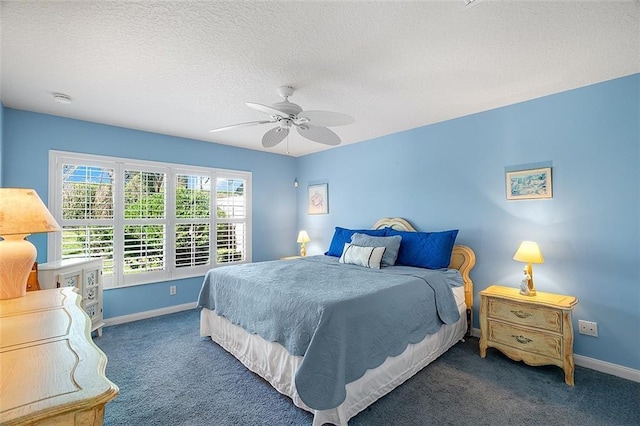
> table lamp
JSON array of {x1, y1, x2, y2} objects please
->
[
  {"x1": 297, "y1": 230, "x2": 310, "y2": 257},
  {"x1": 513, "y1": 241, "x2": 544, "y2": 296},
  {"x1": 0, "y1": 188, "x2": 61, "y2": 299}
]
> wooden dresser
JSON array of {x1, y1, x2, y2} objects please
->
[
  {"x1": 479, "y1": 285, "x2": 578, "y2": 386},
  {"x1": 0, "y1": 288, "x2": 118, "y2": 425}
]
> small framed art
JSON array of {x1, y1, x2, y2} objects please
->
[
  {"x1": 308, "y1": 183, "x2": 328, "y2": 214},
  {"x1": 506, "y1": 167, "x2": 552, "y2": 200}
]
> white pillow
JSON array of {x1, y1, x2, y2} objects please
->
[
  {"x1": 350, "y1": 233, "x2": 402, "y2": 266},
  {"x1": 339, "y1": 243, "x2": 386, "y2": 269}
]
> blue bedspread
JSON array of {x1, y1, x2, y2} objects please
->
[{"x1": 197, "y1": 255, "x2": 463, "y2": 410}]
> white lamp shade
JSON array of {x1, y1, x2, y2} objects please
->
[
  {"x1": 0, "y1": 188, "x2": 61, "y2": 235},
  {"x1": 297, "y1": 230, "x2": 311, "y2": 244},
  {"x1": 513, "y1": 241, "x2": 544, "y2": 264}
]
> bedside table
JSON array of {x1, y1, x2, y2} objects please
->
[
  {"x1": 479, "y1": 285, "x2": 578, "y2": 386},
  {"x1": 280, "y1": 255, "x2": 302, "y2": 260}
]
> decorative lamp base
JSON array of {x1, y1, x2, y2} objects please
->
[
  {"x1": 519, "y1": 288, "x2": 537, "y2": 297},
  {"x1": 0, "y1": 234, "x2": 36, "y2": 300}
]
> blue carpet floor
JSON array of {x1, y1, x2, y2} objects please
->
[{"x1": 95, "y1": 309, "x2": 639, "y2": 425}]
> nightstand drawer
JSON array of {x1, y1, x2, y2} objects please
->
[
  {"x1": 488, "y1": 320, "x2": 562, "y2": 360},
  {"x1": 488, "y1": 298, "x2": 562, "y2": 333}
]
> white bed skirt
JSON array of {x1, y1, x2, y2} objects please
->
[{"x1": 200, "y1": 288, "x2": 467, "y2": 426}]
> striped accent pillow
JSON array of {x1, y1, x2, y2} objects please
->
[{"x1": 339, "y1": 243, "x2": 386, "y2": 269}]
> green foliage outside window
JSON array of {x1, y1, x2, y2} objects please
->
[{"x1": 62, "y1": 178, "x2": 242, "y2": 274}]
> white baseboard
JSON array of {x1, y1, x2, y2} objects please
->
[
  {"x1": 573, "y1": 354, "x2": 640, "y2": 383},
  {"x1": 103, "y1": 302, "x2": 198, "y2": 327},
  {"x1": 470, "y1": 327, "x2": 640, "y2": 383}
]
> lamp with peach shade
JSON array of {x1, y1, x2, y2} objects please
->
[{"x1": 0, "y1": 188, "x2": 61, "y2": 299}]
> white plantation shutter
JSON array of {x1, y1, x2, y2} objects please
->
[
  {"x1": 49, "y1": 151, "x2": 252, "y2": 288},
  {"x1": 216, "y1": 178, "x2": 247, "y2": 263},
  {"x1": 59, "y1": 164, "x2": 116, "y2": 281},
  {"x1": 175, "y1": 174, "x2": 211, "y2": 271},
  {"x1": 123, "y1": 170, "x2": 166, "y2": 279},
  {"x1": 175, "y1": 223, "x2": 210, "y2": 267},
  {"x1": 61, "y1": 225, "x2": 115, "y2": 275}
]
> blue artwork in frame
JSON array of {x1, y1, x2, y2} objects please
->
[{"x1": 506, "y1": 167, "x2": 552, "y2": 200}]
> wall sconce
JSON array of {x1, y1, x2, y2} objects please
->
[
  {"x1": 297, "y1": 230, "x2": 310, "y2": 257},
  {"x1": 0, "y1": 188, "x2": 61, "y2": 299},
  {"x1": 513, "y1": 241, "x2": 544, "y2": 296},
  {"x1": 294, "y1": 178, "x2": 299, "y2": 188}
]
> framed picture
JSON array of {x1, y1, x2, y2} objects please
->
[
  {"x1": 308, "y1": 183, "x2": 328, "y2": 214},
  {"x1": 506, "y1": 167, "x2": 552, "y2": 200}
]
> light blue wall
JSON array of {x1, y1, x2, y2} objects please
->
[
  {"x1": 296, "y1": 74, "x2": 640, "y2": 371},
  {"x1": 2, "y1": 109, "x2": 298, "y2": 318},
  {"x1": 2, "y1": 75, "x2": 638, "y2": 371}
]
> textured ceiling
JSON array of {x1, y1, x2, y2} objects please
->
[{"x1": 1, "y1": 1, "x2": 638, "y2": 157}]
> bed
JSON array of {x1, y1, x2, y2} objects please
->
[{"x1": 198, "y1": 217, "x2": 476, "y2": 425}]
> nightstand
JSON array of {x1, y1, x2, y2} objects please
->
[
  {"x1": 280, "y1": 255, "x2": 302, "y2": 260},
  {"x1": 479, "y1": 285, "x2": 578, "y2": 386}
]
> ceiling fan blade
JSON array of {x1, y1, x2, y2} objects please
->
[
  {"x1": 296, "y1": 125, "x2": 341, "y2": 146},
  {"x1": 297, "y1": 110, "x2": 354, "y2": 127},
  {"x1": 246, "y1": 102, "x2": 290, "y2": 118},
  {"x1": 262, "y1": 127, "x2": 289, "y2": 148},
  {"x1": 209, "y1": 120, "x2": 273, "y2": 133}
]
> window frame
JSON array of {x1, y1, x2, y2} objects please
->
[{"x1": 48, "y1": 150, "x2": 252, "y2": 289}]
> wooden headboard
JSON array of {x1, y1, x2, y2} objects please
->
[{"x1": 372, "y1": 217, "x2": 476, "y2": 313}]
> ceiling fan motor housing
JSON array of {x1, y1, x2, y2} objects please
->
[
  {"x1": 277, "y1": 86, "x2": 294, "y2": 98},
  {"x1": 271, "y1": 101, "x2": 302, "y2": 117}
]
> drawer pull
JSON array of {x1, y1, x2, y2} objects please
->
[
  {"x1": 512, "y1": 335, "x2": 533, "y2": 344},
  {"x1": 511, "y1": 310, "x2": 533, "y2": 319}
]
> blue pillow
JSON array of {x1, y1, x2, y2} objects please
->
[
  {"x1": 350, "y1": 233, "x2": 402, "y2": 266},
  {"x1": 325, "y1": 227, "x2": 387, "y2": 257},
  {"x1": 385, "y1": 229, "x2": 459, "y2": 269}
]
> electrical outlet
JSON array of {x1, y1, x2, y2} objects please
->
[
  {"x1": 169, "y1": 285, "x2": 177, "y2": 296},
  {"x1": 578, "y1": 320, "x2": 598, "y2": 337}
]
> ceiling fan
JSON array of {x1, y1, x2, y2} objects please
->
[{"x1": 210, "y1": 86, "x2": 354, "y2": 148}]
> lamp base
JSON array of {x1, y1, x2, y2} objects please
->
[
  {"x1": 0, "y1": 234, "x2": 36, "y2": 299},
  {"x1": 519, "y1": 264, "x2": 536, "y2": 297},
  {"x1": 519, "y1": 288, "x2": 537, "y2": 297}
]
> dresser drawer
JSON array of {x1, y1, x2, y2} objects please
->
[
  {"x1": 488, "y1": 298, "x2": 562, "y2": 333},
  {"x1": 488, "y1": 320, "x2": 563, "y2": 360}
]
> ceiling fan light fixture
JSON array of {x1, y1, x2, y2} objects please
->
[{"x1": 279, "y1": 119, "x2": 292, "y2": 129}]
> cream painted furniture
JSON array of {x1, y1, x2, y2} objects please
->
[
  {"x1": 39, "y1": 258, "x2": 104, "y2": 336},
  {"x1": 479, "y1": 285, "x2": 578, "y2": 386},
  {"x1": 0, "y1": 287, "x2": 118, "y2": 425}
]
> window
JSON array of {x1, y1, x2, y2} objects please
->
[{"x1": 49, "y1": 151, "x2": 252, "y2": 288}]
